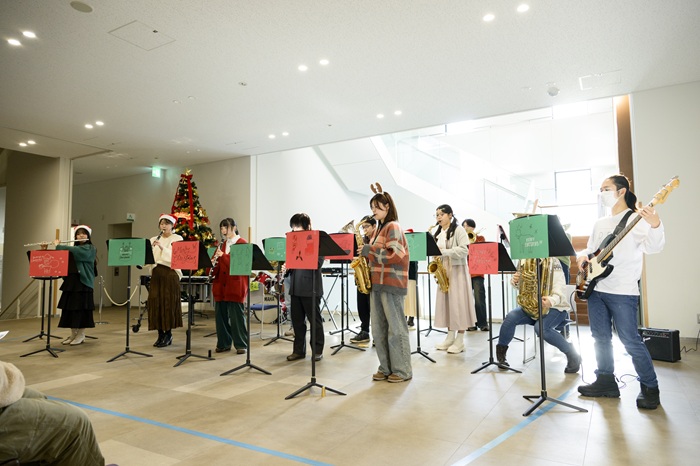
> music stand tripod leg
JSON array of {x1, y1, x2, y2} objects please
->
[
  {"x1": 331, "y1": 265, "x2": 365, "y2": 355},
  {"x1": 174, "y1": 280, "x2": 215, "y2": 367},
  {"x1": 221, "y1": 282, "x2": 271, "y2": 376},
  {"x1": 107, "y1": 268, "x2": 153, "y2": 362},
  {"x1": 21, "y1": 279, "x2": 65, "y2": 358},
  {"x1": 411, "y1": 280, "x2": 436, "y2": 363}
]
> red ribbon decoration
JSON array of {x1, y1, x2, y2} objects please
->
[{"x1": 185, "y1": 173, "x2": 194, "y2": 229}]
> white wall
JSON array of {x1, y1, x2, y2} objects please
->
[{"x1": 631, "y1": 80, "x2": 700, "y2": 337}]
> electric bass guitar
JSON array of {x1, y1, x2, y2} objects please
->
[{"x1": 576, "y1": 176, "x2": 679, "y2": 299}]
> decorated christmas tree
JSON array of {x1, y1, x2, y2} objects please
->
[{"x1": 171, "y1": 169, "x2": 217, "y2": 249}]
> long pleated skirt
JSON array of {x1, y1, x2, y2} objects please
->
[
  {"x1": 434, "y1": 258, "x2": 476, "y2": 330},
  {"x1": 57, "y1": 273, "x2": 95, "y2": 329},
  {"x1": 147, "y1": 265, "x2": 183, "y2": 331}
]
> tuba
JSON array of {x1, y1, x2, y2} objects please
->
[
  {"x1": 341, "y1": 220, "x2": 372, "y2": 294},
  {"x1": 516, "y1": 258, "x2": 554, "y2": 319},
  {"x1": 427, "y1": 224, "x2": 449, "y2": 293}
]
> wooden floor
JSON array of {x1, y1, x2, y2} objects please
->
[{"x1": 1, "y1": 307, "x2": 699, "y2": 465}]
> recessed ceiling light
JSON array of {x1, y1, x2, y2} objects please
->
[
  {"x1": 483, "y1": 13, "x2": 495, "y2": 22},
  {"x1": 394, "y1": 110, "x2": 402, "y2": 116},
  {"x1": 22, "y1": 31, "x2": 37, "y2": 39},
  {"x1": 172, "y1": 99, "x2": 181, "y2": 104},
  {"x1": 19, "y1": 142, "x2": 27, "y2": 147},
  {"x1": 85, "y1": 124, "x2": 93, "y2": 129},
  {"x1": 282, "y1": 132, "x2": 289, "y2": 136},
  {"x1": 319, "y1": 59, "x2": 329, "y2": 66},
  {"x1": 298, "y1": 64, "x2": 308, "y2": 72},
  {"x1": 27, "y1": 140, "x2": 36, "y2": 144},
  {"x1": 376, "y1": 114, "x2": 385, "y2": 119},
  {"x1": 8, "y1": 39, "x2": 21, "y2": 46},
  {"x1": 187, "y1": 96, "x2": 196, "y2": 100},
  {"x1": 268, "y1": 134, "x2": 276, "y2": 139},
  {"x1": 95, "y1": 121, "x2": 104, "y2": 126},
  {"x1": 517, "y1": 4, "x2": 530, "y2": 13}
]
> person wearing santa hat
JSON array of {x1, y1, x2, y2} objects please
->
[
  {"x1": 148, "y1": 214, "x2": 184, "y2": 347},
  {"x1": 50, "y1": 225, "x2": 97, "y2": 346}
]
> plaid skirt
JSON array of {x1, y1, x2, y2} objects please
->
[{"x1": 147, "y1": 265, "x2": 183, "y2": 331}]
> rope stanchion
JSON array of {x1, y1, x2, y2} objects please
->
[{"x1": 100, "y1": 278, "x2": 139, "y2": 307}]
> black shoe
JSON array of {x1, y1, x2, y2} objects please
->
[
  {"x1": 564, "y1": 351, "x2": 581, "y2": 373},
  {"x1": 407, "y1": 317, "x2": 415, "y2": 327},
  {"x1": 215, "y1": 347, "x2": 231, "y2": 353},
  {"x1": 314, "y1": 354, "x2": 323, "y2": 362},
  {"x1": 636, "y1": 383, "x2": 660, "y2": 410},
  {"x1": 153, "y1": 331, "x2": 164, "y2": 347},
  {"x1": 578, "y1": 374, "x2": 620, "y2": 398},
  {"x1": 157, "y1": 332, "x2": 173, "y2": 348},
  {"x1": 350, "y1": 331, "x2": 370, "y2": 343},
  {"x1": 479, "y1": 325, "x2": 490, "y2": 332},
  {"x1": 286, "y1": 353, "x2": 305, "y2": 361},
  {"x1": 496, "y1": 344, "x2": 509, "y2": 369},
  {"x1": 466, "y1": 327, "x2": 478, "y2": 331}
]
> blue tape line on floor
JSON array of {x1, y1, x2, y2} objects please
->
[
  {"x1": 49, "y1": 396, "x2": 333, "y2": 466},
  {"x1": 450, "y1": 388, "x2": 579, "y2": 466}
]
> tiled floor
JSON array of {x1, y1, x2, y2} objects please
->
[{"x1": 2, "y1": 308, "x2": 699, "y2": 465}]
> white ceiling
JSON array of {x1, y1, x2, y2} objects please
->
[{"x1": 2, "y1": 0, "x2": 700, "y2": 184}]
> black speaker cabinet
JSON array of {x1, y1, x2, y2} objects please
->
[{"x1": 638, "y1": 328, "x2": 681, "y2": 362}]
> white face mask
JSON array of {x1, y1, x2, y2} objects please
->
[{"x1": 600, "y1": 190, "x2": 619, "y2": 208}]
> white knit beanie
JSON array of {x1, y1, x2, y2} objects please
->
[{"x1": 0, "y1": 361, "x2": 26, "y2": 408}]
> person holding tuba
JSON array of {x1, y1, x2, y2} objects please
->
[
  {"x1": 432, "y1": 205, "x2": 475, "y2": 353},
  {"x1": 462, "y1": 219, "x2": 488, "y2": 331},
  {"x1": 211, "y1": 218, "x2": 249, "y2": 354},
  {"x1": 496, "y1": 257, "x2": 580, "y2": 373},
  {"x1": 350, "y1": 215, "x2": 375, "y2": 345}
]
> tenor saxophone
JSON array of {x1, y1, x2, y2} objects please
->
[{"x1": 346, "y1": 220, "x2": 372, "y2": 294}]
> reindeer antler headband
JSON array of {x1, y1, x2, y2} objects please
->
[{"x1": 370, "y1": 182, "x2": 383, "y2": 194}]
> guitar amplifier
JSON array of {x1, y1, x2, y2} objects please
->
[{"x1": 638, "y1": 328, "x2": 681, "y2": 362}]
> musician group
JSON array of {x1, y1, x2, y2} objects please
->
[{"x1": 35, "y1": 173, "x2": 665, "y2": 409}]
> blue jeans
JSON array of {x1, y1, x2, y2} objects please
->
[
  {"x1": 370, "y1": 290, "x2": 412, "y2": 379},
  {"x1": 498, "y1": 307, "x2": 574, "y2": 354},
  {"x1": 587, "y1": 290, "x2": 657, "y2": 387}
]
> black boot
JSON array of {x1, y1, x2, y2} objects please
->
[
  {"x1": 564, "y1": 351, "x2": 581, "y2": 373},
  {"x1": 636, "y1": 383, "x2": 660, "y2": 410},
  {"x1": 153, "y1": 330, "x2": 165, "y2": 347},
  {"x1": 407, "y1": 316, "x2": 414, "y2": 327},
  {"x1": 157, "y1": 330, "x2": 173, "y2": 347},
  {"x1": 578, "y1": 374, "x2": 620, "y2": 397},
  {"x1": 496, "y1": 344, "x2": 509, "y2": 368}
]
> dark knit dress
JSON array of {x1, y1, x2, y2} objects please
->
[{"x1": 56, "y1": 243, "x2": 96, "y2": 329}]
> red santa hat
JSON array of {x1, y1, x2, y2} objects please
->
[{"x1": 159, "y1": 214, "x2": 176, "y2": 225}]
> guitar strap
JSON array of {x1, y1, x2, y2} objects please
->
[{"x1": 612, "y1": 210, "x2": 634, "y2": 237}]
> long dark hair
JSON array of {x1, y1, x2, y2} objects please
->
[
  {"x1": 219, "y1": 217, "x2": 239, "y2": 235},
  {"x1": 290, "y1": 213, "x2": 312, "y2": 231},
  {"x1": 433, "y1": 204, "x2": 457, "y2": 241},
  {"x1": 607, "y1": 174, "x2": 638, "y2": 210},
  {"x1": 370, "y1": 192, "x2": 399, "y2": 223}
]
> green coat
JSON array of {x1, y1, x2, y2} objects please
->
[{"x1": 56, "y1": 243, "x2": 97, "y2": 288}]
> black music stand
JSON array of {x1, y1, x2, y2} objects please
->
[
  {"x1": 406, "y1": 232, "x2": 440, "y2": 363},
  {"x1": 21, "y1": 250, "x2": 67, "y2": 358},
  {"x1": 22, "y1": 280, "x2": 63, "y2": 343},
  {"x1": 221, "y1": 244, "x2": 273, "y2": 376},
  {"x1": 174, "y1": 241, "x2": 216, "y2": 367},
  {"x1": 510, "y1": 215, "x2": 588, "y2": 416},
  {"x1": 419, "y1": 233, "x2": 446, "y2": 337},
  {"x1": 286, "y1": 231, "x2": 347, "y2": 399},
  {"x1": 328, "y1": 233, "x2": 364, "y2": 355},
  {"x1": 470, "y1": 243, "x2": 519, "y2": 373},
  {"x1": 263, "y1": 261, "x2": 294, "y2": 346},
  {"x1": 106, "y1": 238, "x2": 154, "y2": 362}
]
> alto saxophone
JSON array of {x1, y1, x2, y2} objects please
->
[
  {"x1": 347, "y1": 220, "x2": 372, "y2": 294},
  {"x1": 516, "y1": 257, "x2": 554, "y2": 319},
  {"x1": 427, "y1": 224, "x2": 449, "y2": 293}
]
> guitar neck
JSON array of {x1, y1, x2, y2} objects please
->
[{"x1": 598, "y1": 204, "x2": 650, "y2": 261}]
